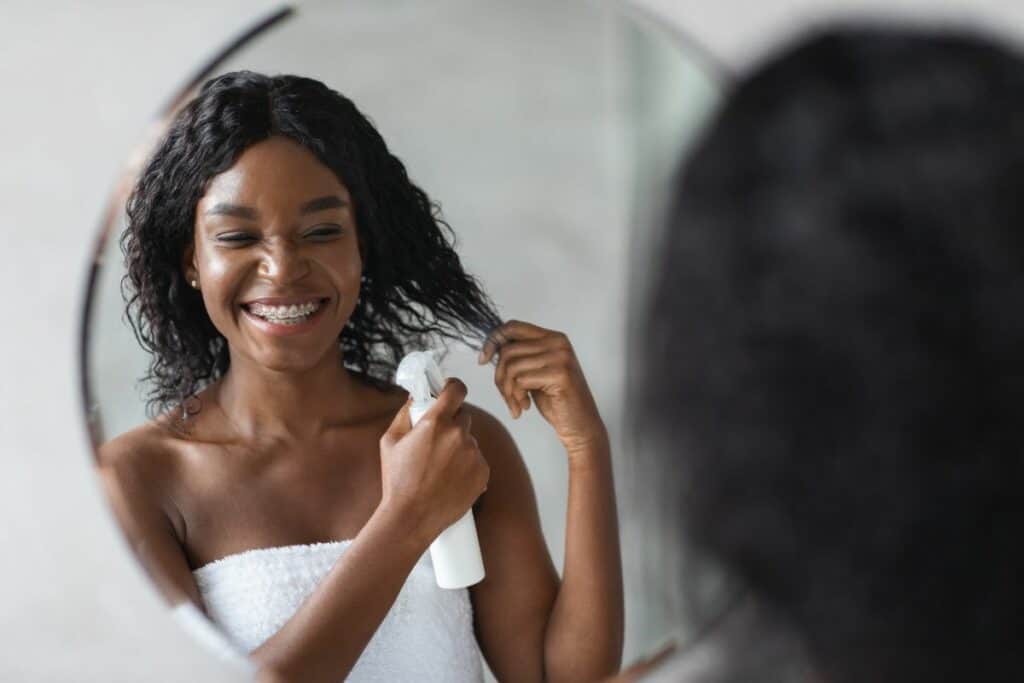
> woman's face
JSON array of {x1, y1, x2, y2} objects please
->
[{"x1": 188, "y1": 135, "x2": 362, "y2": 373}]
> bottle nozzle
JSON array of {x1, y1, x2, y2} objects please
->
[{"x1": 395, "y1": 349, "x2": 445, "y2": 401}]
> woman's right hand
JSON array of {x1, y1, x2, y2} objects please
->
[{"x1": 378, "y1": 378, "x2": 490, "y2": 546}]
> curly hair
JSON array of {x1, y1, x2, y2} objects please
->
[
  {"x1": 122, "y1": 71, "x2": 502, "y2": 417},
  {"x1": 636, "y1": 25, "x2": 1024, "y2": 682}
]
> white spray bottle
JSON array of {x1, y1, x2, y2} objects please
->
[{"x1": 395, "y1": 350, "x2": 486, "y2": 589}]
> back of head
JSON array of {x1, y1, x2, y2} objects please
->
[{"x1": 638, "y1": 24, "x2": 1024, "y2": 682}]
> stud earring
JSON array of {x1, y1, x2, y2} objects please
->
[{"x1": 190, "y1": 279, "x2": 199, "y2": 289}]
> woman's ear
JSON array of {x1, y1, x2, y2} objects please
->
[
  {"x1": 356, "y1": 230, "x2": 369, "y2": 272},
  {"x1": 359, "y1": 241, "x2": 368, "y2": 270},
  {"x1": 181, "y1": 241, "x2": 197, "y2": 286}
]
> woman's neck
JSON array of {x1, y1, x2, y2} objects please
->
[{"x1": 214, "y1": 348, "x2": 365, "y2": 442}]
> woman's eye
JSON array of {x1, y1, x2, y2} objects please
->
[
  {"x1": 216, "y1": 233, "x2": 256, "y2": 244},
  {"x1": 305, "y1": 225, "x2": 343, "y2": 240}
]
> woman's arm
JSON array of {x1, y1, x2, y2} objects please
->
[
  {"x1": 98, "y1": 431, "x2": 207, "y2": 610},
  {"x1": 467, "y1": 407, "x2": 558, "y2": 680},
  {"x1": 247, "y1": 500, "x2": 433, "y2": 681},
  {"x1": 545, "y1": 430, "x2": 623, "y2": 679},
  {"x1": 471, "y1": 320, "x2": 624, "y2": 682}
]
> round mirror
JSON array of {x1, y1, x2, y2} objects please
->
[{"x1": 81, "y1": 1, "x2": 723, "y2": 678}]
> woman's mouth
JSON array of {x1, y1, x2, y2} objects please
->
[{"x1": 240, "y1": 298, "x2": 330, "y2": 335}]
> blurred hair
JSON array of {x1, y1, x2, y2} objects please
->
[
  {"x1": 636, "y1": 24, "x2": 1024, "y2": 682},
  {"x1": 121, "y1": 71, "x2": 502, "y2": 417}
]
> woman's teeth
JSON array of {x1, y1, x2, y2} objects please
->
[{"x1": 247, "y1": 301, "x2": 322, "y2": 324}]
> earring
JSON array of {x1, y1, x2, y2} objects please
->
[{"x1": 190, "y1": 279, "x2": 198, "y2": 289}]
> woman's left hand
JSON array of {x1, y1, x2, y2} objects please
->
[{"x1": 479, "y1": 320, "x2": 607, "y2": 455}]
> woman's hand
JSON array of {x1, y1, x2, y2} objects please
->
[
  {"x1": 378, "y1": 378, "x2": 490, "y2": 547},
  {"x1": 479, "y1": 320, "x2": 607, "y2": 456}
]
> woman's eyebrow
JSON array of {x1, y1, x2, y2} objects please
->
[
  {"x1": 300, "y1": 195, "x2": 348, "y2": 214},
  {"x1": 204, "y1": 202, "x2": 258, "y2": 219},
  {"x1": 202, "y1": 195, "x2": 346, "y2": 219}
]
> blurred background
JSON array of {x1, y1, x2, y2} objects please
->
[{"x1": 3, "y1": 1, "x2": 1024, "y2": 680}]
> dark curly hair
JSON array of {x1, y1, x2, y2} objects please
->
[
  {"x1": 636, "y1": 25, "x2": 1024, "y2": 682},
  {"x1": 122, "y1": 71, "x2": 502, "y2": 417}
]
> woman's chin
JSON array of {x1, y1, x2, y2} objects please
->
[
  {"x1": 254, "y1": 351, "x2": 338, "y2": 375},
  {"x1": 234, "y1": 334, "x2": 344, "y2": 375}
]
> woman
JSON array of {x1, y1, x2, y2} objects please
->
[
  {"x1": 623, "y1": 24, "x2": 1024, "y2": 683},
  {"x1": 98, "y1": 71, "x2": 623, "y2": 682}
]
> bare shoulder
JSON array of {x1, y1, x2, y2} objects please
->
[
  {"x1": 96, "y1": 420, "x2": 186, "y2": 540},
  {"x1": 95, "y1": 421, "x2": 202, "y2": 604},
  {"x1": 461, "y1": 402, "x2": 538, "y2": 514},
  {"x1": 97, "y1": 420, "x2": 179, "y2": 480},
  {"x1": 462, "y1": 402, "x2": 520, "y2": 462}
]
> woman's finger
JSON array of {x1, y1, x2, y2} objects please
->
[
  {"x1": 455, "y1": 407, "x2": 472, "y2": 434},
  {"x1": 381, "y1": 396, "x2": 414, "y2": 445},
  {"x1": 478, "y1": 329, "x2": 506, "y2": 365},
  {"x1": 500, "y1": 319, "x2": 555, "y2": 339},
  {"x1": 498, "y1": 353, "x2": 551, "y2": 418},
  {"x1": 495, "y1": 347, "x2": 549, "y2": 391},
  {"x1": 509, "y1": 365, "x2": 572, "y2": 394},
  {"x1": 492, "y1": 338, "x2": 552, "y2": 363},
  {"x1": 479, "y1": 320, "x2": 559, "y2": 364},
  {"x1": 610, "y1": 641, "x2": 678, "y2": 682},
  {"x1": 491, "y1": 366, "x2": 520, "y2": 419},
  {"x1": 424, "y1": 377, "x2": 468, "y2": 424},
  {"x1": 491, "y1": 351, "x2": 520, "y2": 417}
]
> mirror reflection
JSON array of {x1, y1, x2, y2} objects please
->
[{"x1": 82, "y1": 2, "x2": 720, "y2": 680}]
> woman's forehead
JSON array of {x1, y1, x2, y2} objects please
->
[{"x1": 198, "y1": 136, "x2": 351, "y2": 213}]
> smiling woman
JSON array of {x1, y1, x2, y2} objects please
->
[
  {"x1": 192, "y1": 141, "x2": 362, "y2": 359},
  {"x1": 120, "y1": 72, "x2": 503, "y2": 420},
  {"x1": 97, "y1": 70, "x2": 624, "y2": 683}
]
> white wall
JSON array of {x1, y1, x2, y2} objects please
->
[{"x1": 3, "y1": 1, "x2": 1022, "y2": 680}]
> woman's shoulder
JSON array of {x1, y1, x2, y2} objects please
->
[
  {"x1": 98, "y1": 419, "x2": 162, "y2": 459},
  {"x1": 461, "y1": 402, "x2": 526, "y2": 482},
  {"x1": 96, "y1": 419, "x2": 186, "y2": 495},
  {"x1": 462, "y1": 403, "x2": 514, "y2": 446},
  {"x1": 96, "y1": 419, "x2": 191, "y2": 545}
]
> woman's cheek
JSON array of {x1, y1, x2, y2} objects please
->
[
  {"x1": 333, "y1": 248, "x2": 362, "y2": 293},
  {"x1": 200, "y1": 245, "x2": 239, "y2": 283},
  {"x1": 198, "y1": 247, "x2": 247, "y2": 329}
]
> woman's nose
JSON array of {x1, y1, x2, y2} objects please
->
[{"x1": 257, "y1": 240, "x2": 310, "y2": 283}]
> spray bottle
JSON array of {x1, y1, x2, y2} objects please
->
[{"x1": 395, "y1": 350, "x2": 486, "y2": 589}]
